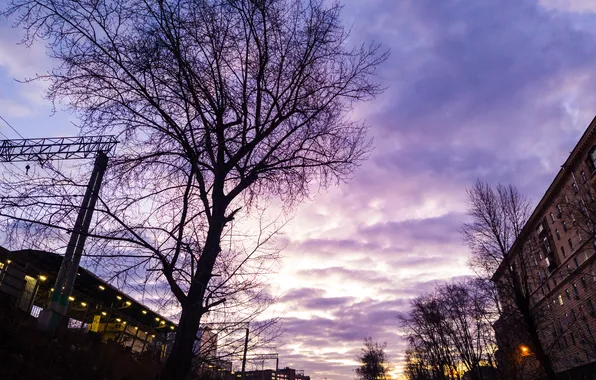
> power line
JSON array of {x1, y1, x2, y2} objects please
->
[{"x1": 0, "y1": 115, "x2": 25, "y2": 139}]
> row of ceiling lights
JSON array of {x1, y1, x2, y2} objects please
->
[{"x1": 35, "y1": 268, "x2": 176, "y2": 332}]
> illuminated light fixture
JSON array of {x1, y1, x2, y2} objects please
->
[
  {"x1": 98, "y1": 285, "x2": 105, "y2": 290},
  {"x1": 50, "y1": 288, "x2": 54, "y2": 292},
  {"x1": 39, "y1": 275, "x2": 47, "y2": 281},
  {"x1": 81, "y1": 302, "x2": 87, "y2": 307},
  {"x1": 142, "y1": 310, "x2": 147, "y2": 314},
  {"x1": 6, "y1": 260, "x2": 11, "y2": 264},
  {"x1": 520, "y1": 345, "x2": 531, "y2": 356},
  {"x1": 123, "y1": 321, "x2": 127, "y2": 325},
  {"x1": 116, "y1": 318, "x2": 122, "y2": 322},
  {"x1": 134, "y1": 327, "x2": 138, "y2": 330},
  {"x1": 125, "y1": 301, "x2": 132, "y2": 306},
  {"x1": 151, "y1": 334, "x2": 155, "y2": 338},
  {"x1": 68, "y1": 296, "x2": 75, "y2": 301},
  {"x1": 160, "y1": 320, "x2": 166, "y2": 325},
  {"x1": 116, "y1": 295, "x2": 122, "y2": 300},
  {"x1": 101, "y1": 311, "x2": 107, "y2": 316},
  {"x1": 170, "y1": 326, "x2": 175, "y2": 330},
  {"x1": 155, "y1": 317, "x2": 160, "y2": 321}
]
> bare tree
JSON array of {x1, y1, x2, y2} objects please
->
[
  {"x1": 355, "y1": 337, "x2": 391, "y2": 380},
  {"x1": 399, "y1": 280, "x2": 497, "y2": 380},
  {"x1": 0, "y1": 0, "x2": 387, "y2": 378},
  {"x1": 462, "y1": 180, "x2": 558, "y2": 380}
]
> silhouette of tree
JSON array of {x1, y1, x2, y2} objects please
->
[
  {"x1": 0, "y1": 0, "x2": 387, "y2": 378},
  {"x1": 399, "y1": 280, "x2": 497, "y2": 380},
  {"x1": 355, "y1": 337, "x2": 391, "y2": 380},
  {"x1": 462, "y1": 180, "x2": 558, "y2": 380}
]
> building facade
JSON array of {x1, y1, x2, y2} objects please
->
[{"x1": 493, "y1": 116, "x2": 596, "y2": 379}]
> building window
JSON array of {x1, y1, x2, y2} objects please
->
[
  {"x1": 573, "y1": 182, "x2": 579, "y2": 193},
  {"x1": 587, "y1": 323, "x2": 593, "y2": 337},
  {"x1": 550, "y1": 212, "x2": 555, "y2": 223},
  {"x1": 559, "y1": 294, "x2": 565, "y2": 305},
  {"x1": 571, "y1": 332, "x2": 576, "y2": 346},
  {"x1": 561, "y1": 246, "x2": 566, "y2": 257},
  {"x1": 571, "y1": 308, "x2": 577, "y2": 321},
  {"x1": 566, "y1": 289, "x2": 571, "y2": 300},
  {"x1": 574, "y1": 256, "x2": 579, "y2": 269},
  {"x1": 573, "y1": 284, "x2": 580, "y2": 298},
  {"x1": 569, "y1": 238, "x2": 574, "y2": 250},
  {"x1": 579, "y1": 231, "x2": 582, "y2": 241},
  {"x1": 588, "y1": 299, "x2": 595, "y2": 313},
  {"x1": 563, "y1": 221, "x2": 568, "y2": 232},
  {"x1": 582, "y1": 170, "x2": 587, "y2": 183},
  {"x1": 558, "y1": 204, "x2": 563, "y2": 217},
  {"x1": 582, "y1": 276, "x2": 587, "y2": 289},
  {"x1": 555, "y1": 229, "x2": 561, "y2": 240},
  {"x1": 538, "y1": 224, "x2": 544, "y2": 234},
  {"x1": 543, "y1": 237, "x2": 551, "y2": 253},
  {"x1": 590, "y1": 148, "x2": 596, "y2": 170}
]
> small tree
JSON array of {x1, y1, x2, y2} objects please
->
[{"x1": 355, "y1": 337, "x2": 391, "y2": 380}]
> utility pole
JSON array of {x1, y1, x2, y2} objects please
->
[
  {"x1": 0, "y1": 135, "x2": 117, "y2": 332},
  {"x1": 241, "y1": 326, "x2": 250, "y2": 380}
]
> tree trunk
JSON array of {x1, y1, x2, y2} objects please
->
[
  {"x1": 520, "y1": 306, "x2": 558, "y2": 380},
  {"x1": 162, "y1": 303, "x2": 204, "y2": 380},
  {"x1": 162, "y1": 209, "x2": 226, "y2": 380}
]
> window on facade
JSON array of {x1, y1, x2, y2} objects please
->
[
  {"x1": 571, "y1": 332, "x2": 576, "y2": 346},
  {"x1": 587, "y1": 323, "x2": 593, "y2": 337},
  {"x1": 561, "y1": 246, "x2": 566, "y2": 258},
  {"x1": 571, "y1": 308, "x2": 577, "y2": 321},
  {"x1": 566, "y1": 289, "x2": 571, "y2": 300},
  {"x1": 574, "y1": 256, "x2": 579, "y2": 269},
  {"x1": 582, "y1": 170, "x2": 587, "y2": 183},
  {"x1": 569, "y1": 238, "x2": 574, "y2": 250},
  {"x1": 559, "y1": 294, "x2": 565, "y2": 305},
  {"x1": 590, "y1": 148, "x2": 596, "y2": 170},
  {"x1": 563, "y1": 221, "x2": 568, "y2": 232},
  {"x1": 550, "y1": 212, "x2": 555, "y2": 223},
  {"x1": 573, "y1": 284, "x2": 579, "y2": 298},
  {"x1": 573, "y1": 182, "x2": 579, "y2": 193},
  {"x1": 555, "y1": 229, "x2": 561, "y2": 240},
  {"x1": 557, "y1": 204, "x2": 563, "y2": 217},
  {"x1": 588, "y1": 299, "x2": 595, "y2": 313},
  {"x1": 543, "y1": 237, "x2": 551, "y2": 253},
  {"x1": 582, "y1": 276, "x2": 588, "y2": 289}
]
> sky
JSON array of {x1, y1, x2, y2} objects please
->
[{"x1": 3, "y1": 0, "x2": 596, "y2": 379}]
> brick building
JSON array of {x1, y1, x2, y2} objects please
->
[{"x1": 493, "y1": 116, "x2": 596, "y2": 379}]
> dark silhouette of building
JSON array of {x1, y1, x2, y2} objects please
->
[
  {"x1": 493, "y1": 116, "x2": 596, "y2": 378},
  {"x1": 0, "y1": 246, "x2": 177, "y2": 358}
]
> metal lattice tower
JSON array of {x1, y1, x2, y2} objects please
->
[
  {"x1": 0, "y1": 135, "x2": 117, "y2": 162},
  {"x1": 0, "y1": 134, "x2": 118, "y2": 332}
]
